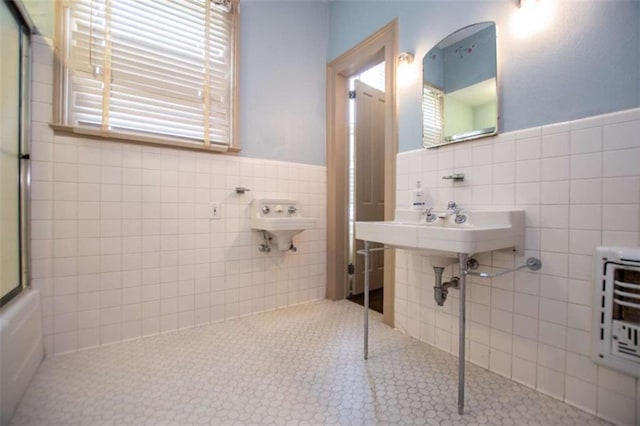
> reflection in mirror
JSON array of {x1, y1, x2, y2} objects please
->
[{"x1": 423, "y1": 22, "x2": 498, "y2": 148}]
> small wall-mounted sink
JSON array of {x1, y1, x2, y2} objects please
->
[
  {"x1": 355, "y1": 208, "x2": 525, "y2": 256},
  {"x1": 250, "y1": 199, "x2": 316, "y2": 251}
]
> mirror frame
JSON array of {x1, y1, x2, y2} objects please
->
[{"x1": 422, "y1": 22, "x2": 499, "y2": 149}]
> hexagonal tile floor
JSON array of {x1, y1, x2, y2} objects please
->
[{"x1": 11, "y1": 300, "x2": 607, "y2": 425}]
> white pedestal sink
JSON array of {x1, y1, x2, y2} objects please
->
[{"x1": 355, "y1": 208, "x2": 525, "y2": 256}]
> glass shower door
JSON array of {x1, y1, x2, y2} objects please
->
[{"x1": 1, "y1": 0, "x2": 29, "y2": 307}]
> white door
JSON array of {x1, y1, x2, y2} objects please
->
[{"x1": 353, "y1": 79, "x2": 385, "y2": 295}]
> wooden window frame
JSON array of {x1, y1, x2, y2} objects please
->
[{"x1": 52, "y1": 0, "x2": 241, "y2": 153}]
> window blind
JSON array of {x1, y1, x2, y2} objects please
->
[
  {"x1": 62, "y1": 0, "x2": 236, "y2": 149},
  {"x1": 422, "y1": 85, "x2": 443, "y2": 146}
]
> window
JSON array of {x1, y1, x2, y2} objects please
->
[
  {"x1": 1, "y1": 0, "x2": 31, "y2": 307},
  {"x1": 56, "y1": 0, "x2": 239, "y2": 151}
]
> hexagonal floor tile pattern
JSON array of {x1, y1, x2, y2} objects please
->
[{"x1": 11, "y1": 300, "x2": 608, "y2": 425}]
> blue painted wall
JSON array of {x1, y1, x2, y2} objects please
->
[
  {"x1": 21, "y1": 0, "x2": 640, "y2": 163},
  {"x1": 329, "y1": 0, "x2": 640, "y2": 153},
  {"x1": 239, "y1": 0, "x2": 328, "y2": 165}
]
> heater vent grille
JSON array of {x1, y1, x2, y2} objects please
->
[
  {"x1": 612, "y1": 320, "x2": 640, "y2": 360},
  {"x1": 592, "y1": 247, "x2": 640, "y2": 378}
]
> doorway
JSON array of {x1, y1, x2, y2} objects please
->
[
  {"x1": 326, "y1": 20, "x2": 398, "y2": 325},
  {"x1": 347, "y1": 71, "x2": 386, "y2": 313}
]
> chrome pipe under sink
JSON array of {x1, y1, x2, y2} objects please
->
[{"x1": 432, "y1": 266, "x2": 459, "y2": 306}]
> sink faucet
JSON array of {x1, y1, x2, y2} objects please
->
[
  {"x1": 446, "y1": 201, "x2": 467, "y2": 224},
  {"x1": 422, "y1": 207, "x2": 438, "y2": 223},
  {"x1": 447, "y1": 201, "x2": 460, "y2": 215}
]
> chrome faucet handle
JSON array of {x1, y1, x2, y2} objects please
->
[
  {"x1": 446, "y1": 203, "x2": 467, "y2": 224},
  {"x1": 447, "y1": 201, "x2": 461, "y2": 214},
  {"x1": 453, "y1": 211, "x2": 467, "y2": 224},
  {"x1": 287, "y1": 205, "x2": 297, "y2": 215},
  {"x1": 423, "y1": 207, "x2": 438, "y2": 223}
]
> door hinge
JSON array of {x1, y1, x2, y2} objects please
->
[
  {"x1": 348, "y1": 90, "x2": 356, "y2": 99},
  {"x1": 348, "y1": 263, "x2": 355, "y2": 275}
]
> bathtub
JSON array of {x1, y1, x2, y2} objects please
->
[{"x1": 0, "y1": 289, "x2": 44, "y2": 426}]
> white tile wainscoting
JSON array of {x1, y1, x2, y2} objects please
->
[
  {"x1": 394, "y1": 107, "x2": 640, "y2": 425},
  {"x1": 29, "y1": 36, "x2": 327, "y2": 357}
]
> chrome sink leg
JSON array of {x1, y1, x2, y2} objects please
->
[
  {"x1": 363, "y1": 240, "x2": 370, "y2": 360},
  {"x1": 458, "y1": 252, "x2": 468, "y2": 415}
]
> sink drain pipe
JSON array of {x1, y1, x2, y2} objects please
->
[{"x1": 432, "y1": 266, "x2": 460, "y2": 307}]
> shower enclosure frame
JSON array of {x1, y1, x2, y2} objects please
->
[{"x1": 0, "y1": 0, "x2": 32, "y2": 309}]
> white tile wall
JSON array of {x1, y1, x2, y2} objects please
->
[
  {"x1": 395, "y1": 107, "x2": 640, "y2": 425},
  {"x1": 29, "y1": 37, "x2": 327, "y2": 356}
]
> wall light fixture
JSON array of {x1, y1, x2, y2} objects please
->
[
  {"x1": 511, "y1": 0, "x2": 556, "y2": 38},
  {"x1": 398, "y1": 52, "x2": 414, "y2": 66},
  {"x1": 397, "y1": 52, "x2": 416, "y2": 87}
]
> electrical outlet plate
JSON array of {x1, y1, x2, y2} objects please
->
[{"x1": 210, "y1": 203, "x2": 221, "y2": 220}]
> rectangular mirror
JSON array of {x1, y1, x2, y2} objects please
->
[{"x1": 423, "y1": 22, "x2": 498, "y2": 148}]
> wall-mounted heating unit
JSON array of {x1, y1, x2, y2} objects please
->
[{"x1": 592, "y1": 246, "x2": 640, "y2": 377}]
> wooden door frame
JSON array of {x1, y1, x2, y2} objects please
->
[{"x1": 326, "y1": 20, "x2": 398, "y2": 326}]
